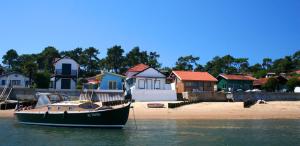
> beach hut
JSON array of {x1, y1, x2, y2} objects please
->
[
  {"x1": 169, "y1": 71, "x2": 217, "y2": 94},
  {"x1": 217, "y1": 74, "x2": 256, "y2": 92}
]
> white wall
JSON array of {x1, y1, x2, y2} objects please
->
[
  {"x1": 55, "y1": 58, "x2": 79, "y2": 70},
  {"x1": 131, "y1": 89, "x2": 177, "y2": 101},
  {"x1": 135, "y1": 68, "x2": 165, "y2": 78},
  {"x1": 0, "y1": 73, "x2": 29, "y2": 88},
  {"x1": 135, "y1": 77, "x2": 166, "y2": 89}
]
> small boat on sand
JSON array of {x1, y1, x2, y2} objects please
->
[{"x1": 15, "y1": 93, "x2": 131, "y2": 128}]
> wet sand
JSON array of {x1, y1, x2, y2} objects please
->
[{"x1": 1, "y1": 101, "x2": 300, "y2": 120}]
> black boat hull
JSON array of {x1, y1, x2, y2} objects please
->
[{"x1": 15, "y1": 103, "x2": 131, "y2": 128}]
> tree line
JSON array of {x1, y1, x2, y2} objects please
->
[{"x1": 1, "y1": 46, "x2": 300, "y2": 88}]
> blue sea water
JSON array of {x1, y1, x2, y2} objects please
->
[{"x1": 0, "y1": 118, "x2": 299, "y2": 146}]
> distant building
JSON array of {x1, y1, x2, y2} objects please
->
[
  {"x1": 217, "y1": 74, "x2": 256, "y2": 91},
  {"x1": 0, "y1": 72, "x2": 29, "y2": 88},
  {"x1": 125, "y1": 64, "x2": 177, "y2": 101},
  {"x1": 169, "y1": 71, "x2": 217, "y2": 94},
  {"x1": 50, "y1": 56, "x2": 79, "y2": 90},
  {"x1": 84, "y1": 71, "x2": 125, "y2": 92},
  {"x1": 253, "y1": 75, "x2": 288, "y2": 92},
  {"x1": 265, "y1": 72, "x2": 276, "y2": 78}
]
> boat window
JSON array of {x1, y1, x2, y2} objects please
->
[
  {"x1": 36, "y1": 94, "x2": 51, "y2": 108},
  {"x1": 48, "y1": 95, "x2": 62, "y2": 103}
]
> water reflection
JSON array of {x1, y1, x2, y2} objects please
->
[{"x1": 0, "y1": 118, "x2": 299, "y2": 146}]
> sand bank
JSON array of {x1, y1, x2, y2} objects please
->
[{"x1": 1, "y1": 101, "x2": 300, "y2": 120}]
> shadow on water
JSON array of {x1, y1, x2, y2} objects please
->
[{"x1": 0, "y1": 118, "x2": 299, "y2": 146}]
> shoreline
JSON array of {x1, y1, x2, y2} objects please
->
[{"x1": 1, "y1": 101, "x2": 300, "y2": 120}]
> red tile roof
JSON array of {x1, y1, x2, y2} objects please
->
[
  {"x1": 219, "y1": 74, "x2": 256, "y2": 81},
  {"x1": 253, "y1": 78, "x2": 268, "y2": 86},
  {"x1": 172, "y1": 71, "x2": 217, "y2": 82},
  {"x1": 127, "y1": 64, "x2": 149, "y2": 72},
  {"x1": 295, "y1": 70, "x2": 300, "y2": 74}
]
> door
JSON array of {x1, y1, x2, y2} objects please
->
[
  {"x1": 62, "y1": 64, "x2": 71, "y2": 75},
  {"x1": 146, "y1": 79, "x2": 152, "y2": 89},
  {"x1": 61, "y1": 79, "x2": 71, "y2": 89}
]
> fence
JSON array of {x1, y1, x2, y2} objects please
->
[
  {"x1": 182, "y1": 92, "x2": 227, "y2": 102},
  {"x1": 233, "y1": 92, "x2": 300, "y2": 101}
]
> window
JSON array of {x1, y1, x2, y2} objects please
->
[
  {"x1": 1, "y1": 80, "x2": 5, "y2": 85},
  {"x1": 184, "y1": 82, "x2": 192, "y2": 86},
  {"x1": 11, "y1": 80, "x2": 21, "y2": 86},
  {"x1": 138, "y1": 79, "x2": 145, "y2": 89},
  {"x1": 154, "y1": 80, "x2": 160, "y2": 89},
  {"x1": 109, "y1": 81, "x2": 117, "y2": 90}
]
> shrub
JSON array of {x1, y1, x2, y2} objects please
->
[
  {"x1": 262, "y1": 78, "x2": 278, "y2": 92},
  {"x1": 287, "y1": 77, "x2": 300, "y2": 92},
  {"x1": 34, "y1": 72, "x2": 50, "y2": 89}
]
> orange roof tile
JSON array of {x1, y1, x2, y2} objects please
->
[
  {"x1": 127, "y1": 64, "x2": 149, "y2": 72},
  {"x1": 219, "y1": 74, "x2": 256, "y2": 81},
  {"x1": 172, "y1": 71, "x2": 217, "y2": 82},
  {"x1": 253, "y1": 78, "x2": 268, "y2": 86}
]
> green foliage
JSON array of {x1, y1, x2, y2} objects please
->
[
  {"x1": 262, "y1": 78, "x2": 278, "y2": 92},
  {"x1": 2, "y1": 49, "x2": 18, "y2": 69},
  {"x1": 37, "y1": 46, "x2": 60, "y2": 72},
  {"x1": 173, "y1": 55, "x2": 200, "y2": 71},
  {"x1": 272, "y1": 56, "x2": 294, "y2": 74},
  {"x1": 125, "y1": 47, "x2": 148, "y2": 67},
  {"x1": 105, "y1": 45, "x2": 125, "y2": 73},
  {"x1": 83, "y1": 47, "x2": 100, "y2": 74},
  {"x1": 252, "y1": 70, "x2": 267, "y2": 78},
  {"x1": 34, "y1": 72, "x2": 50, "y2": 89},
  {"x1": 148, "y1": 51, "x2": 161, "y2": 68},
  {"x1": 286, "y1": 77, "x2": 300, "y2": 92},
  {"x1": 262, "y1": 58, "x2": 272, "y2": 70}
]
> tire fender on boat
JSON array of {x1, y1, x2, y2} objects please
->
[{"x1": 63, "y1": 111, "x2": 68, "y2": 119}]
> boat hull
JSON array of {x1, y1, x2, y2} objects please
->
[{"x1": 15, "y1": 103, "x2": 131, "y2": 128}]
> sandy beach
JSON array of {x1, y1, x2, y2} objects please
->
[
  {"x1": 1, "y1": 101, "x2": 300, "y2": 120},
  {"x1": 128, "y1": 101, "x2": 300, "y2": 120}
]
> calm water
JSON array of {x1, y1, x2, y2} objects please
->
[{"x1": 0, "y1": 118, "x2": 299, "y2": 146}]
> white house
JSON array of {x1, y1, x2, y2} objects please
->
[
  {"x1": 0, "y1": 72, "x2": 29, "y2": 88},
  {"x1": 125, "y1": 64, "x2": 177, "y2": 101},
  {"x1": 50, "y1": 56, "x2": 79, "y2": 90}
]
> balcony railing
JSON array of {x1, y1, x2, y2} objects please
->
[{"x1": 55, "y1": 69, "x2": 77, "y2": 76}]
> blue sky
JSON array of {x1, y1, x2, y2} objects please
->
[{"x1": 0, "y1": 0, "x2": 299, "y2": 67}]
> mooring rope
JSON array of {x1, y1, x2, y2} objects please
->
[{"x1": 131, "y1": 104, "x2": 137, "y2": 130}]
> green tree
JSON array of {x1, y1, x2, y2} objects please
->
[
  {"x1": 262, "y1": 78, "x2": 278, "y2": 92},
  {"x1": 23, "y1": 62, "x2": 38, "y2": 87},
  {"x1": 125, "y1": 47, "x2": 148, "y2": 67},
  {"x1": 204, "y1": 56, "x2": 224, "y2": 77},
  {"x1": 286, "y1": 77, "x2": 300, "y2": 92},
  {"x1": 148, "y1": 51, "x2": 161, "y2": 68},
  {"x1": 262, "y1": 58, "x2": 272, "y2": 70},
  {"x1": 173, "y1": 55, "x2": 200, "y2": 71},
  {"x1": 105, "y1": 45, "x2": 125, "y2": 73},
  {"x1": 2, "y1": 49, "x2": 18, "y2": 70},
  {"x1": 34, "y1": 72, "x2": 50, "y2": 88},
  {"x1": 37, "y1": 46, "x2": 60, "y2": 72},
  {"x1": 292, "y1": 50, "x2": 300, "y2": 69},
  {"x1": 194, "y1": 64, "x2": 205, "y2": 71},
  {"x1": 83, "y1": 47, "x2": 100, "y2": 75},
  {"x1": 233, "y1": 58, "x2": 249, "y2": 73},
  {"x1": 272, "y1": 56, "x2": 294, "y2": 73}
]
